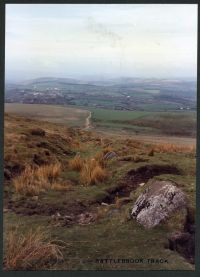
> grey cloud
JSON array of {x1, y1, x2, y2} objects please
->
[{"x1": 86, "y1": 16, "x2": 122, "y2": 47}]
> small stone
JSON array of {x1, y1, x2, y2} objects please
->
[
  {"x1": 139, "y1": 183, "x2": 145, "y2": 187},
  {"x1": 64, "y1": 215, "x2": 73, "y2": 221},
  {"x1": 101, "y1": 202, "x2": 109, "y2": 206}
]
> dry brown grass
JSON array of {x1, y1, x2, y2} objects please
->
[
  {"x1": 80, "y1": 159, "x2": 107, "y2": 186},
  {"x1": 4, "y1": 227, "x2": 64, "y2": 270},
  {"x1": 51, "y1": 181, "x2": 72, "y2": 191},
  {"x1": 70, "y1": 140, "x2": 83, "y2": 150},
  {"x1": 68, "y1": 155, "x2": 85, "y2": 171},
  {"x1": 96, "y1": 205, "x2": 111, "y2": 220},
  {"x1": 94, "y1": 151, "x2": 106, "y2": 167},
  {"x1": 91, "y1": 164, "x2": 107, "y2": 183},
  {"x1": 13, "y1": 167, "x2": 43, "y2": 196},
  {"x1": 152, "y1": 143, "x2": 196, "y2": 154},
  {"x1": 13, "y1": 162, "x2": 62, "y2": 196},
  {"x1": 126, "y1": 139, "x2": 142, "y2": 148},
  {"x1": 102, "y1": 146, "x2": 113, "y2": 155},
  {"x1": 36, "y1": 163, "x2": 62, "y2": 182},
  {"x1": 115, "y1": 196, "x2": 121, "y2": 209}
]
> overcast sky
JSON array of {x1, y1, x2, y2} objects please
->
[{"x1": 5, "y1": 4, "x2": 197, "y2": 81}]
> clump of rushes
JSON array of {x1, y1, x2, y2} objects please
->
[
  {"x1": 80, "y1": 159, "x2": 107, "y2": 186},
  {"x1": 36, "y1": 162, "x2": 62, "y2": 182},
  {"x1": 13, "y1": 162, "x2": 62, "y2": 196},
  {"x1": 3, "y1": 227, "x2": 64, "y2": 270},
  {"x1": 94, "y1": 151, "x2": 106, "y2": 167},
  {"x1": 68, "y1": 155, "x2": 85, "y2": 171},
  {"x1": 13, "y1": 167, "x2": 44, "y2": 196}
]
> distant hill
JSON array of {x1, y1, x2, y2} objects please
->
[
  {"x1": 20, "y1": 77, "x2": 89, "y2": 86},
  {"x1": 5, "y1": 77, "x2": 196, "y2": 112}
]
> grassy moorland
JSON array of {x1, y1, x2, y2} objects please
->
[
  {"x1": 5, "y1": 103, "x2": 90, "y2": 127},
  {"x1": 3, "y1": 113, "x2": 196, "y2": 270},
  {"x1": 5, "y1": 103, "x2": 196, "y2": 140}
]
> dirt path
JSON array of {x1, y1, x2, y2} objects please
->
[{"x1": 84, "y1": 111, "x2": 92, "y2": 130}]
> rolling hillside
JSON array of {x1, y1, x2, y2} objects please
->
[{"x1": 4, "y1": 113, "x2": 196, "y2": 270}]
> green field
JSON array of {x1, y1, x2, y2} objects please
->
[{"x1": 90, "y1": 108, "x2": 196, "y2": 137}]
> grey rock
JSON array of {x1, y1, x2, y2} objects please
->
[
  {"x1": 139, "y1": 182, "x2": 145, "y2": 187},
  {"x1": 131, "y1": 180, "x2": 187, "y2": 228},
  {"x1": 103, "y1": 151, "x2": 117, "y2": 160}
]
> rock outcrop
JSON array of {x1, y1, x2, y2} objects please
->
[{"x1": 131, "y1": 180, "x2": 187, "y2": 228}]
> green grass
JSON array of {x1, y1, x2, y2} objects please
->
[
  {"x1": 91, "y1": 108, "x2": 151, "y2": 122},
  {"x1": 90, "y1": 108, "x2": 196, "y2": 137},
  {"x1": 91, "y1": 107, "x2": 195, "y2": 124},
  {"x1": 4, "y1": 209, "x2": 193, "y2": 270}
]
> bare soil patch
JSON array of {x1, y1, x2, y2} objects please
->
[{"x1": 104, "y1": 164, "x2": 181, "y2": 204}]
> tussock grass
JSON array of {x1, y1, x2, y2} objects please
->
[
  {"x1": 13, "y1": 162, "x2": 62, "y2": 196},
  {"x1": 36, "y1": 163, "x2": 62, "y2": 182},
  {"x1": 91, "y1": 164, "x2": 107, "y2": 183},
  {"x1": 13, "y1": 167, "x2": 44, "y2": 196},
  {"x1": 68, "y1": 155, "x2": 85, "y2": 171},
  {"x1": 80, "y1": 159, "x2": 107, "y2": 186},
  {"x1": 94, "y1": 151, "x2": 106, "y2": 167},
  {"x1": 4, "y1": 227, "x2": 64, "y2": 270}
]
